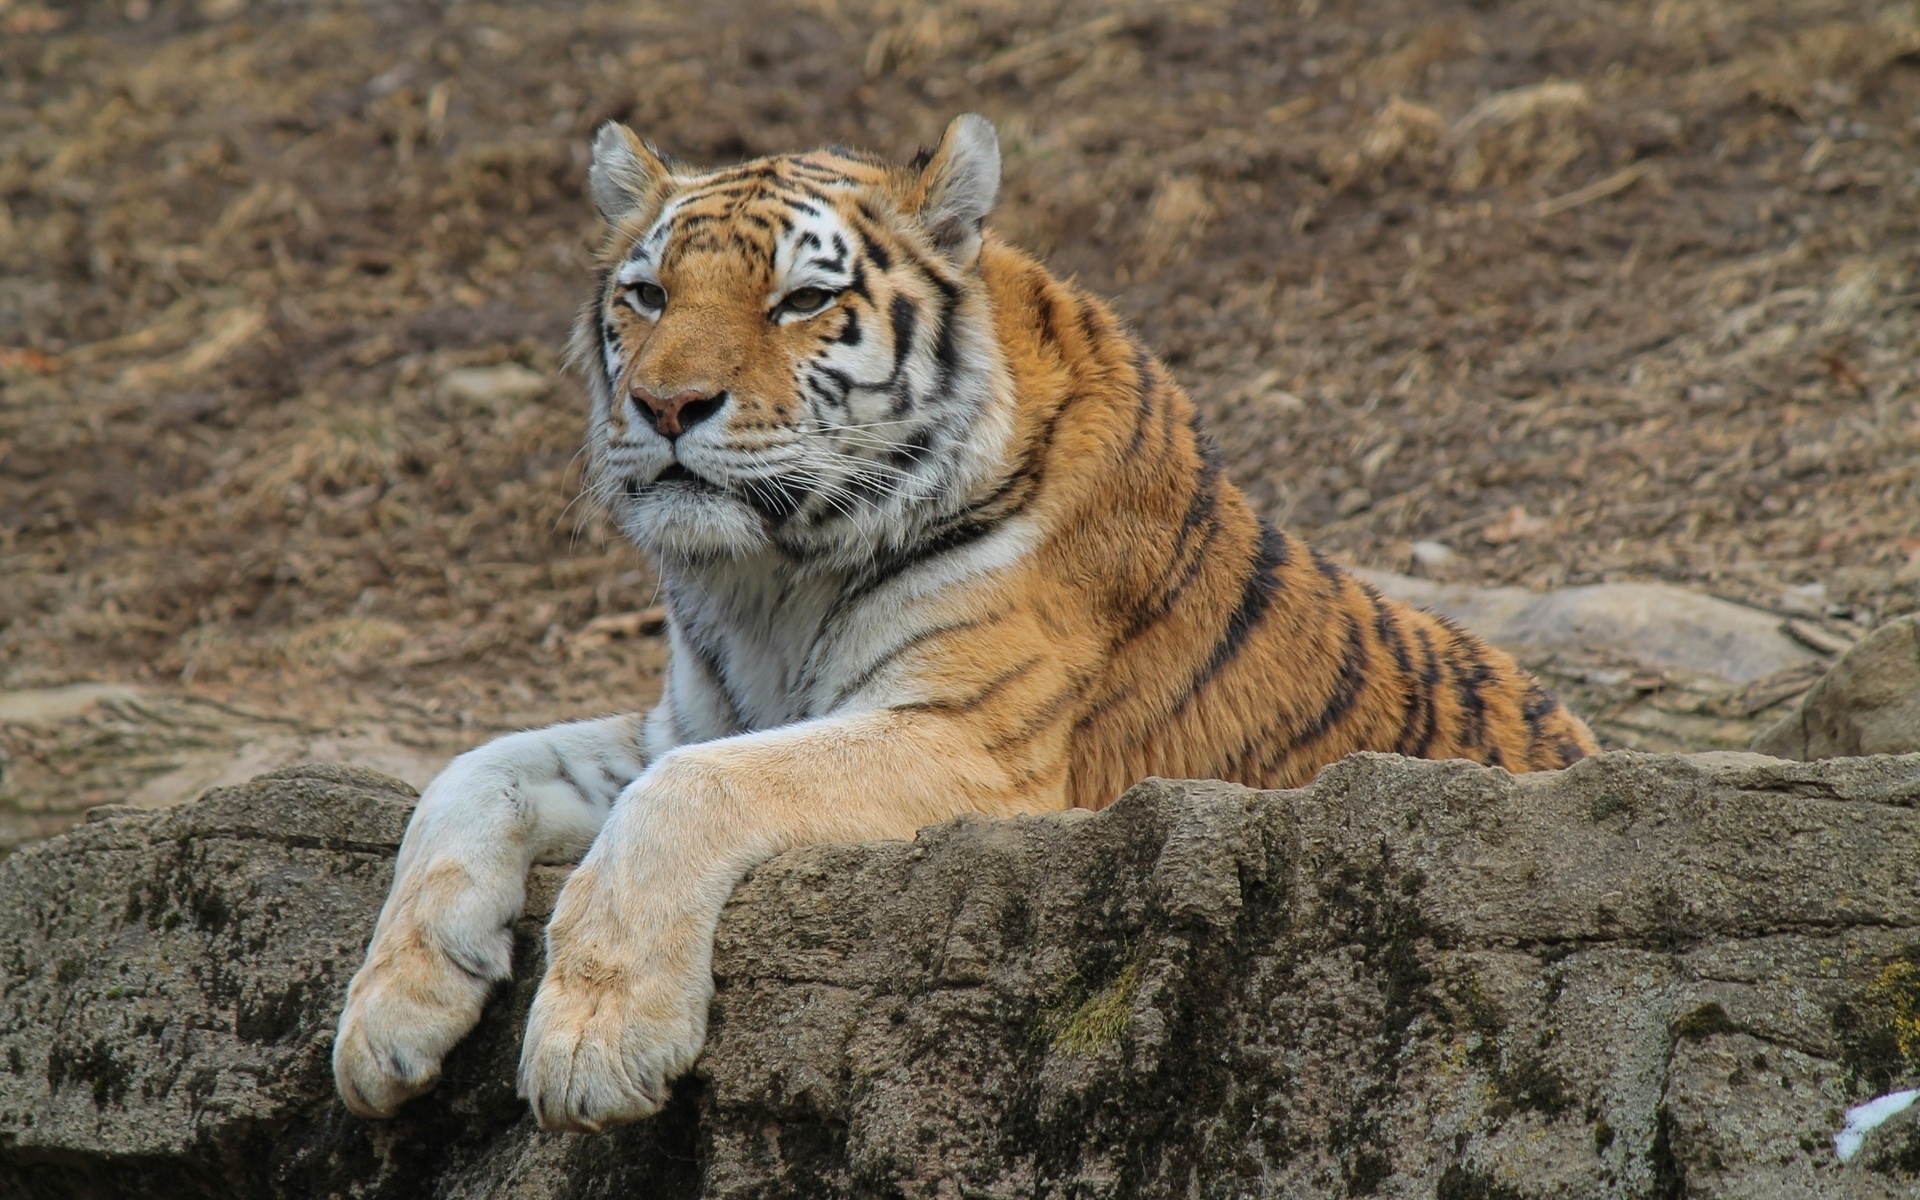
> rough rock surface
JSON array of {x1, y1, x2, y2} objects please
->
[
  {"x1": 1756, "y1": 616, "x2": 1920, "y2": 761},
  {"x1": 4, "y1": 756, "x2": 1920, "y2": 1198}
]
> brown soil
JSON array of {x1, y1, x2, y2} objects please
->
[{"x1": 3, "y1": 0, "x2": 1917, "y2": 842}]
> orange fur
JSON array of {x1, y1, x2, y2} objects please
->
[{"x1": 963, "y1": 239, "x2": 1601, "y2": 803}]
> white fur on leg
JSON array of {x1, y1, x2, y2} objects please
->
[{"x1": 334, "y1": 714, "x2": 651, "y2": 1117}]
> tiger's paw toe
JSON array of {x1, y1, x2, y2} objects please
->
[{"x1": 516, "y1": 966, "x2": 706, "y2": 1132}]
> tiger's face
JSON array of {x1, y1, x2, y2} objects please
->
[{"x1": 577, "y1": 116, "x2": 1010, "y2": 565}]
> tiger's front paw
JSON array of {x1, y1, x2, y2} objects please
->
[
  {"x1": 515, "y1": 958, "x2": 710, "y2": 1132},
  {"x1": 332, "y1": 879, "x2": 514, "y2": 1117},
  {"x1": 514, "y1": 873, "x2": 712, "y2": 1134}
]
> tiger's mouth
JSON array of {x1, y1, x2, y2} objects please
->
[
  {"x1": 627, "y1": 462, "x2": 808, "y2": 523},
  {"x1": 628, "y1": 462, "x2": 721, "y2": 496}
]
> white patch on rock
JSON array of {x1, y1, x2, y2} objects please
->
[{"x1": 1834, "y1": 1088, "x2": 1919, "y2": 1164}]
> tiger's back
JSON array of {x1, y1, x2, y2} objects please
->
[{"x1": 894, "y1": 236, "x2": 1600, "y2": 807}]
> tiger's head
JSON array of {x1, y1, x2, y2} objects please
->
[{"x1": 576, "y1": 114, "x2": 1014, "y2": 566}]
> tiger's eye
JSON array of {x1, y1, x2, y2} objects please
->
[
  {"x1": 783, "y1": 287, "x2": 831, "y2": 314},
  {"x1": 632, "y1": 282, "x2": 667, "y2": 310}
]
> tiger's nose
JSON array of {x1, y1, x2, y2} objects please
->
[{"x1": 632, "y1": 387, "x2": 724, "y2": 439}]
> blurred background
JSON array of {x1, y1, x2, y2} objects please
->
[{"x1": 3, "y1": 0, "x2": 1917, "y2": 848}]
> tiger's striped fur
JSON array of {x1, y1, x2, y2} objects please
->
[{"x1": 334, "y1": 115, "x2": 1599, "y2": 1133}]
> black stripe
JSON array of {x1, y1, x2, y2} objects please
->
[
  {"x1": 675, "y1": 621, "x2": 743, "y2": 736},
  {"x1": 884, "y1": 294, "x2": 920, "y2": 417},
  {"x1": 844, "y1": 260, "x2": 872, "y2": 302},
  {"x1": 1288, "y1": 607, "x2": 1370, "y2": 749},
  {"x1": 1360, "y1": 583, "x2": 1423, "y2": 756},
  {"x1": 598, "y1": 320, "x2": 620, "y2": 379},
  {"x1": 1117, "y1": 421, "x2": 1225, "y2": 642},
  {"x1": 808, "y1": 148, "x2": 862, "y2": 165},
  {"x1": 897, "y1": 657, "x2": 1042, "y2": 717},
  {"x1": 782, "y1": 179, "x2": 837, "y2": 205},
  {"x1": 1032, "y1": 274, "x2": 1063, "y2": 350},
  {"x1": 828, "y1": 618, "x2": 989, "y2": 710},
  {"x1": 1406, "y1": 624, "x2": 1444, "y2": 758},
  {"x1": 689, "y1": 161, "x2": 779, "y2": 189},
  {"x1": 984, "y1": 676, "x2": 1090, "y2": 753},
  {"x1": 1224, "y1": 602, "x2": 1370, "y2": 782},
  {"x1": 894, "y1": 245, "x2": 960, "y2": 404},
  {"x1": 1180, "y1": 520, "x2": 1288, "y2": 708},
  {"x1": 832, "y1": 305, "x2": 863, "y2": 346},
  {"x1": 680, "y1": 173, "x2": 777, "y2": 202},
  {"x1": 887, "y1": 295, "x2": 918, "y2": 379},
  {"x1": 740, "y1": 475, "x2": 809, "y2": 523},
  {"x1": 554, "y1": 754, "x2": 595, "y2": 806},
  {"x1": 822, "y1": 435, "x2": 1052, "y2": 628},
  {"x1": 838, "y1": 511, "x2": 1005, "y2": 612},
  {"x1": 901, "y1": 243, "x2": 959, "y2": 302},
  {"x1": 813, "y1": 364, "x2": 855, "y2": 404},
  {"x1": 1125, "y1": 345, "x2": 1158, "y2": 454},
  {"x1": 1520, "y1": 682, "x2": 1558, "y2": 745},
  {"x1": 802, "y1": 370, "x2": 846, "y2": 412},
  {"x1": 865, "y1": 234, "x2": 893, "y2": 272},
  {"x1": 885, "y1": 425, "x2": 935, "y2": 473},
  {"x1": 1075, "y1": 295, "x2": 1106, "y2": 343},
  {"x1": 1443, "y1": 628, "x2": 1494, "y2": 750},
  {"x1": 1308, "y1": 545, "x2": 1345, "y2": 589}
]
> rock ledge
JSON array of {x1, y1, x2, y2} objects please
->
[{"x1": 4, "y1": 755, "x2": 1920, "y2": 1198}]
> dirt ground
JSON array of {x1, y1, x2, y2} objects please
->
[{"x1": 3, "y1": 0, "x2": 1917, "y2": 847}]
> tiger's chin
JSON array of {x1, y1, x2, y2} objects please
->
[{"x1": 616, "y1": 478, "x2": 774, "y2": 561}]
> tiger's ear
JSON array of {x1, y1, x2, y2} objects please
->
[
  {"x1": 906, "y1": 114, "x2": 1000, "y2": 267},
  {"x1": 589, "y1": 122, "x2": 672, "y2": 224}
]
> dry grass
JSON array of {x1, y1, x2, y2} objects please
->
[{"x1": 2, "y1": 0, "x2": 1919, "y2": 840}]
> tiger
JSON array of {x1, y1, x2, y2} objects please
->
[{"x1": 332, "y1": 113, "x2": 1600, "y2": 1133}]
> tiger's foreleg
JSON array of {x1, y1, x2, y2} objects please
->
[
  {"x1": 333, "y1": 713, "x2": 652, "y2": 1117},
  {"x1": 515, "y1": 708, "x2": 1055, "y2": 1132}
]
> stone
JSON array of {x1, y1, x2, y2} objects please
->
[
  {"x1": 0, "y1": 684, "x2": 147, "y2": 726},
  {"x1": 1754, "y1": 615, "x2": 1920, "y2": 760},
  {"x1": 436, "y1": 363, "x2": 548, "y2": 409},
  {"x1": 5, "y1": 755, "x2": 1920, "y2": 1197},
  {"x1": 1359, "y1": 570, "x2": 1822, "y2": 684},
  {"x1": 1409, "y1": 540, "x2": 1459, "y2": 570}
]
